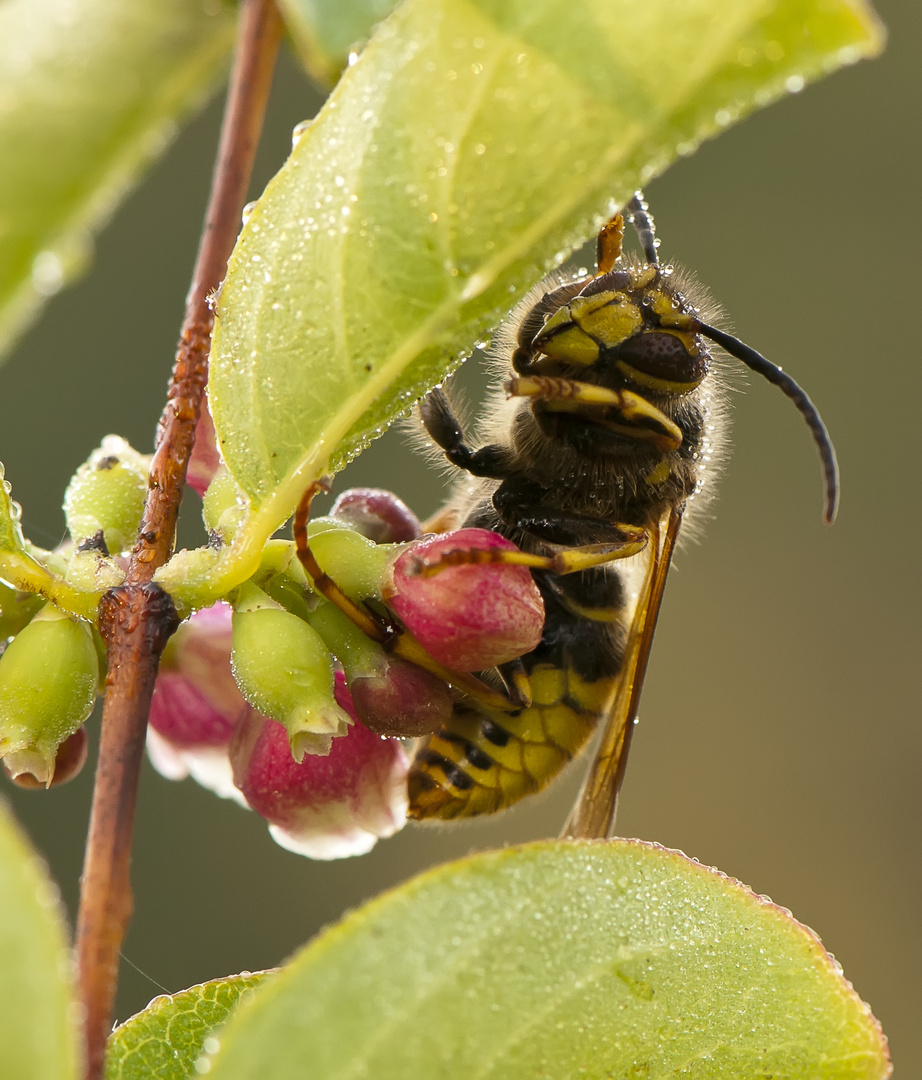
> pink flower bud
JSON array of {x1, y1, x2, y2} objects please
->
[
  {"x1": 230, "y1": 678, "x2": 408, "y2": 859},
  {"x1": 350, "y1": 657, "x2": 453, "y2": 738},
  {"x1": 329, "y1": 488, "x2": 421, "y2": 544},
  {"x1": 146, "y1": 602, "x2": 247, "y2": 803},
  {"x1": 386, "y1": 529, "x2": 544, "y2": 672},
  {"x1": 187, "y1": 404, "x2": 222, "y2": 497},
  {"x1": 306, "y1": 601, "x2": 451, "y2": 738}
]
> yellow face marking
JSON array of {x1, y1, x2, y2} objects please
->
[
  {"x1": 540, "y1": 304, "x2": 579, "y2": 336},
  {"x1": 632, "y1": 265, "x2": 658, "y2": 290},
  {"x1": 571, "y1": 293, "x2": 643, "y2": 350},
  {"x1": 646, "y1": 290, "x2": 695, "y2": 330},
  {"x1": 536, "y1": 323, "x2": 600, "y2": 364},
  {"x1": 615, "y1": 359, "x2": 704, "y2": 395},
  {"x1": 568, "y1": 292, "x2": 620, "y2": 319},
  {"x1": 534, "y1": 290, "x2": 645, "y2": 364}
]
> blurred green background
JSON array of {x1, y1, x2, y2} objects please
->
[{"x1": 3, "y1": 0, "x2": 918, "y2": 1070}]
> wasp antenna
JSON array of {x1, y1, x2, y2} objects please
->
[
  {"x1": 697, "y1": 321, "x2": 839, "y2": 524},
  {"x1": 625, "y1": 191, "x2": 659, "y2": 267}
]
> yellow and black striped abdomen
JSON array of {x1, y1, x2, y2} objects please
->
[{"x1": 407, "y1": 564, "x2": 629, "y2": 820}]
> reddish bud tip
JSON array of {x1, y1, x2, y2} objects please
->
[
  {"x1": 5, "y1": 725, "x2": 89, "y2": 789},
  {"x1": 350, "y1": 658, "x2": 453, "y2": 738},
  {"x1": 387, "y1": 528, "x2": 544, "y2": 671},
  {"x1": 330, "y1": 488, "x2": 421, "y2": 544}
]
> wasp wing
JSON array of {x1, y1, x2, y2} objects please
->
[{"x1": 561, "y1": 504, "x2": 683, "y2": 839}]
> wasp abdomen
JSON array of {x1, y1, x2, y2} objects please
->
[{"x1": 407, "y1": 566, "x2": 628, "y2": 820}]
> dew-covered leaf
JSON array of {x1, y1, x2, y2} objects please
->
[
  {"x1": 0, "y1": 0, "x2": 236, "y2": 356},
  {"x1": 105, "y1": 972, "x2": 272, "y2": 1080},
  {"x1": 207, "y1": 0, "x2": 882, "y2": 584},
  {"x1": 0, "y1": 462, "x2": 28, "y2": 557},
  {"x1": 203, "y1": 840, "x2": 890, "y2": 1080},
  {"x1": 278, "y1": 0, "x2": 401, "y2": 85},
  {"x1": 0, "y1": 800, "x2": 79, "y2": 1080}
]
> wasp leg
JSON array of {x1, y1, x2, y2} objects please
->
[
  {"x1": 419, "y1": 388, "x2": 512, "y2": 478},
  {"x1": 495, "y1": 657, "x2": 533, "y2": 708},
  {"x1": 506, "y1": 374, "x2": 682, "y2": 452},
  {"x1": 410, "y1": 524, "x2": 648, "y2": 579},
  {"x1": 293, "y1": 482, "x2": 517, "y2": 713},
  {"x1": 294, "y1": 479, "x2": 394, "y2": 640}
]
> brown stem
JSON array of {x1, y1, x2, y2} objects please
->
[{"x1": 75, "y1": 3, "x2": 283, "y2": 1077}]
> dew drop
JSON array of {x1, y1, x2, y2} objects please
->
[
  {"x1": 241, "y1": 200, "x2": 258, "y2": 226},
  {"x1": 785, "y1": 74, "x2": 805, "y2": 94},
  {"x1": 837, "y1": 44, "x2": 862, "y2": 66},
  {"x1": 291, "y1": 119, "x2": 311, "y2": 147},
  {"x1": 31, "y1": 251, "x2": 64, "y2": 296}
]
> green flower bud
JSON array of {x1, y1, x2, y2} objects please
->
[
  {"x1": 231, "y1": 583, "x2": 352, "y2": 761},
  {"x1": 64, "y1": 547, "x2": 126, "y2": 595},
  {"x1": 63, "y1": 435, "x2": 150, "y2": 553},
  {"x1": 307, "y1": 518, "x2": 396, "y2": 600},
  {"x1": 306, "y1": 599, "x2": 383, "y2": 676},
  {"x1": 0, "y1": 605, "x2": 99, "y2": 786},
  {"x1": 257, "y1": 540, "x2": 312, "y2": 620}
]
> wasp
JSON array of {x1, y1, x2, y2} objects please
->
[
  {"x1": 295, "y1": 194, "x2": 837, "y2": 839},
  {"x1": 404, "y1": 194, "x2": 837, "y2": 836}
]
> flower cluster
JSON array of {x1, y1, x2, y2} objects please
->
[
  {"x1": 0, "y1": 471, "x2": 546, "y2": 859},
  {"x1": 144, "y1": 488, "x2": 544, "y2": 858}
]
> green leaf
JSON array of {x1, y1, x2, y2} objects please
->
[
  {"x1": 105, "y1": 973, "x2": 272, "y2": 1080},
  {"x1": 204, "y1": 841, "x2": 889, "y2": 1080},
  {"x1": 0, "y1": 461, "x2": 29, "y2": 558},
  {"x1": 0, "y1": 800, "x2": 78, "y2": 1080},
  {"x1": 203, "y1": 0, "x2": 882, "y2": 601},
  {"x1": 0, "y1": 0, "x2": 237, "y2": 357},
  {"x1": 278, "y1": 0, "x2": 401, "y2": 85}
]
